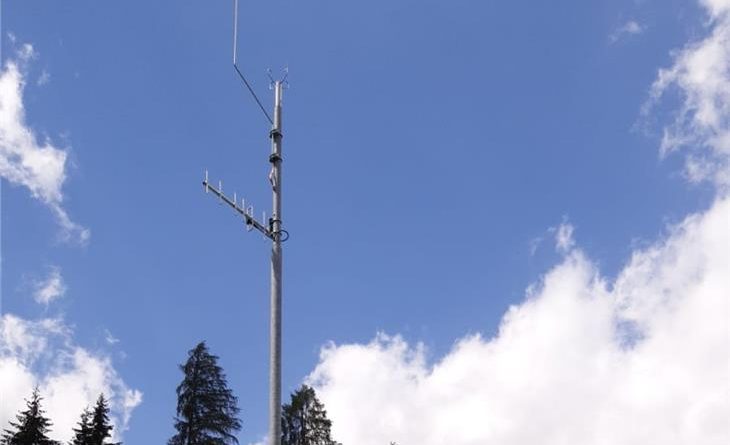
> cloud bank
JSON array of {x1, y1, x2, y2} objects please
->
[
  {"x1": 309, "y1": 196, "x2": 729, "y2": 445},
  {"x1": 0, "y1": 314, "x2": 142, "y2": 443},
  {"x1": 0, "y1": 44, "x2": 88, "y2": 243},
  {"x1": 306, "y1": 2, "x2": 730, "y2": 444}
]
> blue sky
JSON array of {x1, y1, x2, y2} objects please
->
[{"x1": 1, "y1": 1, "x2": 728, "y2": 444}]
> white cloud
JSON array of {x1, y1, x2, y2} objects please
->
[
  {"x1": 305, "y1": 3, "x2": 730, "y2": 444},
  {"x1": 553, "y1": 220, "x2": 575, "y2": 254},
  {"x1": 37, "y1": 69, "x2": 50, "y2": 87},
  {"x1": 33, "y1": 266, "x2": 66, "y2": 305},
  {"x1": 17, "y1": 43, "x2": 36, "y2": 62},
  {"x1": 646, "y1": 2, "x2": 730, "y2": 188},
  {"x1": 529, "y1": 219, "x2": 576, "y2": 257},
  {"x1": 104, "y1": 329, "x2": 120, "y2": 345},
  {"x1": 610, "y1": 20, "x2": 645, "y2": 43},
  {"x1": 527, "y1": 236, "x2": 542, "y2": 256},
  {"x1": 0, "y1": 314, "x2": 142, "y2": 443},
  {"x1": 308, "y1": 196, "x2": 730, "y2": 445},
  {"x1": 701, "y1": 0, "x2": 730, "y2": 17},
  {"x1": 0, "y1": 44, "x2": 89, "y2": 243}
]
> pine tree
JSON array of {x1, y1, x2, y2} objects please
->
[
  {"x1": 1, "y1": 387, "x2": 60, "y2": 445},
  {"x1": 281, "y1": 385, "x2": 339, "y2": 445},
  {"x1": 70, "y1": 407, "x2": 92, "y2": 445},
  {"x1": 168, "y1": 341, "x2": 242, "y2": 445}
]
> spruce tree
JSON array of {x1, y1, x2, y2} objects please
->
[
  {"x1": 281, "y1": 385, "x2": 339, "y2": 445},
  {"x1": 1, "y1": 387, "x2": 59, "y2": 445},
  {"x1": 70, "y1": 407, "x2": 92, "y2": 445},
  {"x1": 89, "y1": 395, "x2": 119, "y2": 445},
  {"x1": 168, "y1": 341, "x2": 242, "y2": 445}
]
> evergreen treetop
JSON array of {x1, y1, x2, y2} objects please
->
[
  {"x1": 281, "y1": 385, "x2": 339, "y2": 445},
  {"x1": 90, "y1": 394, "x2": 119, "y2": 445},
  {"x1": 70, "y1": 408, "x2": 93, "y2": 445},
  {"x1": 70, "y1": 394, "x2": 119, "y2": 445},
  {"x1": 1, "y1": 387, "x2": 60, "y2": 445},
  {"x1": 168, "y1": 341, "x2": 242, "y2": 445}
]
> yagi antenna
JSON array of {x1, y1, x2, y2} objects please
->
[{"x1": 232, "y1": 0, "x2": 273, "y2": 125}]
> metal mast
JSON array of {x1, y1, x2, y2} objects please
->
[
  {"x1": 268, "y1": 80, "x2": 283, "y2": 445},
  {"x1": 202, "y1": 3, "x2": 288, "y2": 445}
]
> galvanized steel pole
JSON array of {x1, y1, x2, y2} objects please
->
[
  {"x1": 205, "y1": 5, "x2": 288, "y2": 443},
  {"x1": 202, "y1": 80, "x2": 286, "y2": 445},
  {"x1": 268, "y1": 81, "x2": 283, "y2": 445}
]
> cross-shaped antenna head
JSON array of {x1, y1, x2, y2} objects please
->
[{"x1": 267, "y1": 68, "x2": 289, "y2": 89}]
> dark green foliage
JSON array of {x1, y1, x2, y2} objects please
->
[
  {"x1": 1, "y1": 387, "x2": 60, "y2": 445},
  {"x1": 90, "y1": 395, "x2": 119, "y2": 445},
  {"x1": 281, "y1": 385, "x2": 339, "y2": 445},
  {"x1": 70, "y1": 408, "x2": 92, "y2": 445},
  {"x1": 70, "y1": 395, "x2": 119, "y2": 445},
  {"x1": 168, "y1": 341, "x2": 242, "y2": 445}
]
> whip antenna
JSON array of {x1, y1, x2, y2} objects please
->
[
  {"x1": 232, "y1": 0, "x2": 238, "y2": 65},
  {"x1": 232, "y1": 0, "x2": 273, "y2": 124}
]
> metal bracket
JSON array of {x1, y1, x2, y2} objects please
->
[{"x1": 269, "y1": 128, "x2": 282, "y2": 139}]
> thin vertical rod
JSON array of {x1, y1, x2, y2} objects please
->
[
  {"x1": 230, "y1": 0, "x2": 273, "y2": 125},
  {"x1": 232, "y1": 0, "x2": 238, "y2": 65},
  {"x1": 269, "y1": 81, "x2": 283, "y2": 445}
]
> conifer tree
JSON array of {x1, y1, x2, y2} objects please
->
[
  {"x1": 168, "y1": 341, "x2": 242, "y2": 445},
  {"x1": 1, "y1": 387, "x2": 59, "y2": 445},
  {"x1": 281, "y1": 385, "x2": 339, "y2": 445},
  {"x1": 70, "y1": 407, "x2": 92, "y2": 445},
  {"x1": 89, "y1": 395, "x2": 119, "y2": 445}
]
